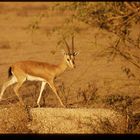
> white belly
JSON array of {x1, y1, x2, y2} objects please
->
[{"x1": 26, "y1": 75, "x2": 46, "y2": 82}]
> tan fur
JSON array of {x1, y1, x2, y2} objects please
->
[{"x1": 11, "y1": 60, "x2": 63, "y2": 81}]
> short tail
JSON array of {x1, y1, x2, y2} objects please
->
[{"x1": 8, "y1": 67, "x2": 12, "y2": 78}]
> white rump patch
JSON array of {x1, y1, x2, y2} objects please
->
[{"x1": 27, "y1": 75, "x2": 46, "y2": 82}]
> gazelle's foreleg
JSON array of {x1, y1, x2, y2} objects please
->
[
  {"x1": 0, "y1": 76, "x2": 17, "y2": 101},
  {"x1": 48, "y1": 81, "x2": 65, "y2": 107},
  {"x1": 37, "y1": 81, "x2": 46, "y2": 107}
]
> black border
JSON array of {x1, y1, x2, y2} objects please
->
[{"x1": 0, "y1": 0, "x2": 140, "y2": 139}]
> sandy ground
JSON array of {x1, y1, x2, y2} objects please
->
[{"x1": 29, "y1": 107, "x2": 126, "y2": 133}]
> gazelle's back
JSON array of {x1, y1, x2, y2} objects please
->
[{"x1": 11, "y1": 60, "x2": 57, "y2": 79}]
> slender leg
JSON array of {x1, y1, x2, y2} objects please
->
[
  {"x1": 13, "y1": 79, "x2": 25, "y2": 105},
  {"x1": 37, "y1": 81, "x2": 46, "y2": 107},
  {"x1": 48, "y1": 81, "x2": 65, "y2": 107},
  {"x1": 0, "y1": 76, "x2": 17, "y2": 101}
]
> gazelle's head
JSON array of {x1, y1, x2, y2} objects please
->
[
  {"x1": 63, "y1": 35, "x2": 79, "y2": 69},
  {"x1": 63, "y1": 52, "x2": 79, "y2": 68}
]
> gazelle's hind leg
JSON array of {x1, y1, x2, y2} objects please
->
[
  {"x1": 13, "y1": 78, "x2": 26, "y2": 105},
  {"x1": 0, "y1": 76, "x2": 17, "y2": 101}
]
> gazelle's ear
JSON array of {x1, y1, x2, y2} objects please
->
[
  {"x1": 61, "y1": 49, "x2": 66, "y2": 55},
  {"x1": 73, "y1": 52, "x2": 79, "y2": 56}
]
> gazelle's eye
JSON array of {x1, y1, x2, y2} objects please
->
[{"x1": 67, "y1": 59, "x2": 70, "y2": 61}]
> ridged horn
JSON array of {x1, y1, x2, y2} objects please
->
[
  {"x1": 72, "y1": 34, "x2": 74, "y2": 54},
  {"x1": 63, "y1": 37, "x2": 70, "y2": 54}
]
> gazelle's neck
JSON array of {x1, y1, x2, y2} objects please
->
[{"x1": 55, "y1": 58, "x2": 68, "y2": 76}]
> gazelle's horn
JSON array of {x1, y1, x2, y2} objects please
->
[
  {"x1": 63, "y1": 37, "x2": 70, "y2": 54},
  {"x1": 72, "y1": 34, "x2": 74, "y2": 54}
]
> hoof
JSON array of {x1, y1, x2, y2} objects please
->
[
  {"x1": 61, "y1": 104, "x2": 66, "y2": 108},
  {"x1": 37, "y1": 104, "x2": 41, "y2": 108}
]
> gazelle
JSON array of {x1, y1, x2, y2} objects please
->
[{"x1": 0, "y1": 35, "x2": 79, "y2": 107}]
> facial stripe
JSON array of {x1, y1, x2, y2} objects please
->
[
  {"x1": 70, "y1": 60, "x2": 74, "y2": 67},
  {"x1": 65, "y1": 53, "x2": 76, "y2": 68}
]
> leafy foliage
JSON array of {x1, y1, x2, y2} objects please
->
[{"x1": 51, "y1": 2, "x2": 140, "y2": 72}]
